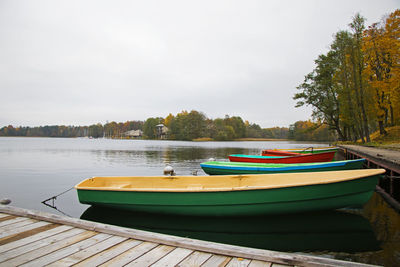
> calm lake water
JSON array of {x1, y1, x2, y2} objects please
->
[{"x1": 0, "y1": 137, "x2": 399, "y2": 266}]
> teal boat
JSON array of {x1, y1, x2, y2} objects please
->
[
  {"x1": 200, "y1": 159, "x2": 365, "y2": 175},
  {"x1": 75, "y1": 169, "x2": 385, "y2": 216}
]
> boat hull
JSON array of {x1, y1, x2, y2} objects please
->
[
  {"x1": 264, "y1": 147, "x2": 338, "y2": 155},
  {"x1": 200, "y1": 159, "x2": 365, "y2": 175},
  {"x1": 77, "y1": 171, "x2": 380, "y2": 216},
  {"x1": 229, "y1": 151, "x2": 335, "y2": 163},
  {"x1": 261, "y1": 150, "x2": 304, "y2": 156}
]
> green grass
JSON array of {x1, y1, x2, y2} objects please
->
[{"x1": 336, "y1": 126, "x2": 400, "y2": 150}]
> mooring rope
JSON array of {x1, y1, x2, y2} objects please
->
[{"x1": 41, "y1": 186, "x2": 74, "y2": 217}]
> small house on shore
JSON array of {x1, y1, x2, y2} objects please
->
[
  {"x1": 156, "y1": 124, "x2": 168, "y2": 139},
  {"x1": 123, "y1": 129, "x2": 143, "y2": 138}
]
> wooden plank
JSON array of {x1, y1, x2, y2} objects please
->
[
  {"x1": 0, "y1": 217, "x2": 31, "y2": 228},
  {"x1": 0, "y1": 221, "x2": 49, "y2": 240},
  {"x1": 0, "y1": 216, "x2": 15, "y2": 223},
  {"x1": 125, "y1": 244, "x2": 175, "y2": 266},
  {"x1": 226, "y1": 257, "x2": 252, "y2": 267},
  {"x1": 202, "y1": 254, "x2": 232, "y2": 267},
  {"x1": 0, "y1": 230, "x2": 97, "y2": 266},
  {"x1": 177, "y1": 251, "x2": 213, "y2": 266},
  {"x1": 47, "y1": 235, "x2": 127, "y2": 266},
  {"x1": 248, "y1": 260, "x2": 272, "y2": 267},
  {"x1": 0, "y1": 223, "x2": 59, "y2": 246},
  {"x1": 0, "y1": 225, "x2": 72, "y2": 253},
  {"x1": 0, "y1": 206, "x2": 379, "y2": 267},
  {"x1": 0, "y1": 228, "x2": 86, "y2": 263},
  {"x1": 19, "y1": 233, "x2": 112, "y2": 267},
  {"x1": 151, "y1": 247, "x2": 193, "y2": 267},
  {"x1": 74, "y1": 239, "x2": 142, "y2": 267},
  {"x1": 99, "y1": 241, "x2": 158, "y2": 267}
]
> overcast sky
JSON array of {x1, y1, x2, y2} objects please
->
[{"x1": 0, "y1": 0, "x2": 398, "y2": 128}]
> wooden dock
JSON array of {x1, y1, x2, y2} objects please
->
[
  {"x1": 339, "y1": 145, "x2": 400, "y2": 212},
  {"x1": 0, "y1": 205, "x2": 379, "y2": 267}
]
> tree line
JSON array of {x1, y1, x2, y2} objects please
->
[
  {"x1": 0, "y1": 111, "x2": 295, "y2": 141},
  {"x1": 294, "y1": 10, "x2": 400, "y2": 142},
  {"x1": 142, "y1": 110, "x2": 289, "y2": 141},
  {"x1": 0, "y1": 112, "x2": 335, "y2": 141},
  {"x1": 0, "y1": 121, "x2": 144, "y2": 139}
]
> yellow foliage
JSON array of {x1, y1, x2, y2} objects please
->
[{"x1": 362, "y1": 10, "x2": 400, "y2": 124}]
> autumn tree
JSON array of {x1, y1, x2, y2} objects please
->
[
  {"x1": 88, "y1": 123, "x2": 103, "y2": 138},
  {"x1": 295, "y1": 11, "x2": 400, "y2": 142},
  {"x1": 294, "y1": 51, "x2": 344, "y2": 140},
  {"x1": 331, "y1": 31, "x2": 362, "y2": 141},
  {"x1": 168, "y1": 110, "x2": 206, "y2": 140},
  {"x1": 143, "y1": 117, "x2": 162, "y2": 139},
  {"x1": 348, "y1": 13, "x2": 372, "y2": 142},
  {"x1": 363, "y1": 10, "x2": 400, "y2": 133}
]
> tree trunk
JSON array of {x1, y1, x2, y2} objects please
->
[
  {"x1": 378, "y1": 120, "x2": 388, "y2": 135},
  {"x1": 358, "y1": 66, "x2": 371, "y2": 142},
  {"x1": 390, "y1": 105, "x2": 394, "y2": 126}
]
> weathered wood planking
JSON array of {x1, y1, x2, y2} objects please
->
[
  {"x1": 0, "y1": 216, "x2": 30, "y2": 227},
  {"x1": 47, "y1": 235, "x2": 128, "y2": 266},
  {"x1": 151, "y1": 247, "x2": 193, "y2": 267},
  {"x1": 18, "y1": 233, "x2": 112, "y2": 267},
  {"x1": 0, "y1": 206, "x2": 381, "y2": 267},
  {"x1": 201, "y1": 254, "x2": 232, "y2": 266},
  {"x1": 75, "y1": 239, "x2": 142, "y2": 266},
  {"x1": 0, "y1": 225, "x2": 72, "y2": 253},
  {"x1": 0, "y1": 220, "x2": 50, "y2": 240},
  {"x1": 177, "y1": 251, "x2": 213, "y2": 266},
  {"x1": 248, "y1": 260, "x2": 273, "y2": 267},
  {"x1": 125, "y1": 244, "x2": 176, "y2": 266},
  {"x1": 99, "y1": 241, "x2": 158, "y2": 266},
  {"x1": 0, "y1": 215, "x2": 15, "y2": 223}
]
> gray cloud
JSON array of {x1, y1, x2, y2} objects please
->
[{"x1": 0, "y1": 0, "x2": 398, "y2": 127}]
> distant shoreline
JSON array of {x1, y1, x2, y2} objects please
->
[
  {"x1": 234, "y1": 138, "x2": 289, "y2": 141},
  {"x1": 192, "y1": 137, "x2": 289, "y2": 142}
]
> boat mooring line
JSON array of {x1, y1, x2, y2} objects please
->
[{"x1": 41, "y1": 186, "x2": 74, "y2": 217}]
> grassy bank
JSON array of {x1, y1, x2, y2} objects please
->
[{"x1": 337, "y1": 126, "x2": 400, "y2": 151}]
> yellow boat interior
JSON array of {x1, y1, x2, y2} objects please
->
[{"x1": 75, "y1": 169, "x2": 385, "y2": 192}]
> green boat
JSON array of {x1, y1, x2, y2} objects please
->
[
  {"x1": 200, "y1": 159, "x2": 365, "y2": 175},
  {"x1": 75, "y1": 169, "x2": 385, "y2": 216}
]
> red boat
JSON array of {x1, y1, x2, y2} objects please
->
[
  {"x1": 261, "y1": 150, "x2": 303, "y2": 156},
  {"x1": 229, "y1": 151, "x2": 336, "y2": 164}
]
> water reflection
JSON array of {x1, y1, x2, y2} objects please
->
[
  {"x1": 80, "y1": 207, "x2": 380, "y2": 253},
  {"x1": 87, "y1": 146, "x2": 257, "y2": 176},
  {"x1": 360, "y1": 193, "x2": 400, "y2": 266},
  {"x1": 92, "y1": 147, "x2": 255, "y2": 165}
]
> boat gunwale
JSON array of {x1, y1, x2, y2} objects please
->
[
  {"x1": 75, "y1": 169, "x2": 385, "y2": 193},
  {"x1": 230, "y1": 151, "x2": 336, "y2": 160},
  {"x1": 274, "y1": 147, "x2": 338, "y2": 152},
  {"x1": 200, "y1": 159, "x2": 366, "y2": 171}
]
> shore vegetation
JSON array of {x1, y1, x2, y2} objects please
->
[{"x1": 294, "y1": 10, "x2": 400, "y2": 143}]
